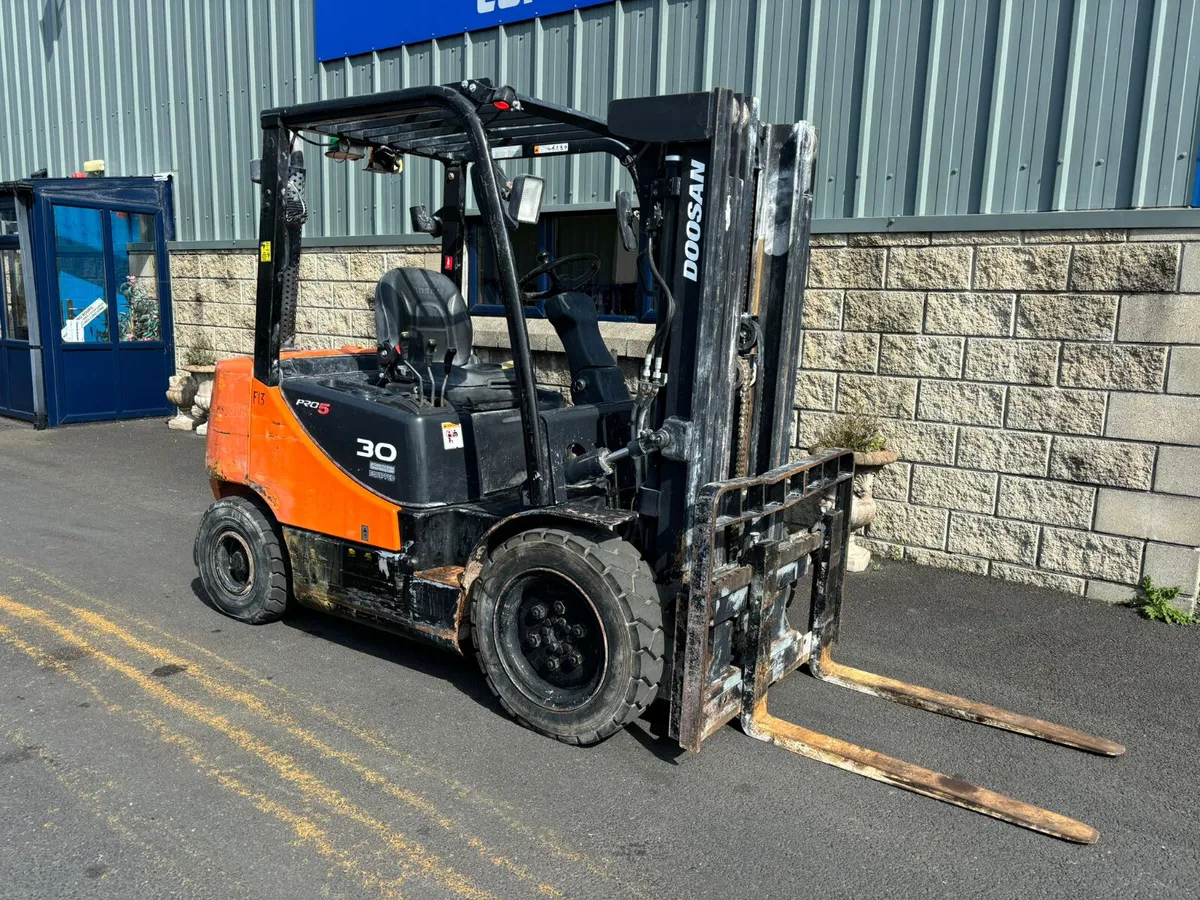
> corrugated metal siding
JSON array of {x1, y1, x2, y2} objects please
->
[{"x1": 1, "y1": 0, "x2": 1196, "y2": 242}]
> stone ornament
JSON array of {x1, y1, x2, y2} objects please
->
[
  {"x1": 165, "y1": 372, "x2": 199, "y2": 431},
  {"x1": 847, "y1": 449, "x2": 899, "y2": 573},
  {"x1": 188, "y1": 365, "x2": 217, "y2": 436},
  {"x1": 166, "y1": 364, "x2": 216, "y2": 434}
]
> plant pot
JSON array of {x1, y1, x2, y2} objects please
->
[
  {"x1": 183, "y1": 364, "x2": 216, "y2": 436},
  {"x1": 846, "y1": 449, "x2": 899, "y2": 572}
]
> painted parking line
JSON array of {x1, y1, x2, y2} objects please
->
[
  {"x1": 0, "y1": 557, "x2": 658, "y2": 900},
  {"x1": 0, "y1": 622, "x2": 397, "y2": 898},
  {"x1": 0, "y1": 597, "x2": 497, "y2": 900}
]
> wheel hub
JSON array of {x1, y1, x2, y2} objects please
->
[
  {"x1": 497, "y1": 569, "x2": 607, "y2": 710},
  {"x1": 214, "y1": 530, "x2": 255, "y2": 597}
]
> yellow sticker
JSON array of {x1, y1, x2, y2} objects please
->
[
  {"x1": 259, "y1": 241, "x2": 272, "y2": 262},
  {"x1": 441, "y1": 421, "x2": 464, "y2": 450}
]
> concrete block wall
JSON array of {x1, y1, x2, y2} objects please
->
[
  {"x1": 796, "y1": 228, "x2": 1200, "y2": 610},
  {"x1": 169, "y1": 247, "x2": 440, "y2": 361},
  {"x1": 168, "y1": 246, "x2": 654, "y2": 388}
]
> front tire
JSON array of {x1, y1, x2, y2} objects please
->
[
  {"x1": 195, "y1": 496, "x2": 289, "y2": 624},
  {"x1": 471, "y1": 527, "x2": 665, "y2": 745}
]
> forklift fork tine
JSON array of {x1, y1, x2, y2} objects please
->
[
  {"x1": 745, "y1": 698, "x2": 1100, "y2": 844},
  {"x1": 810, "y1": 650, "x2": 1125, "y2": 757}
]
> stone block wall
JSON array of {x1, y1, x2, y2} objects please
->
[
  {"x1": 797, "y1": 228, "x2": 1200, "y2": 610},
  {"x1": 168, "y1": 246, "x2": 654, "y2": 389},
  {"x1": 169, "y1": 247, "x2": 440, "y2": 362}
]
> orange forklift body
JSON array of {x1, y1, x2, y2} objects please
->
[{"x1": 206, "y1": 350, "x2": 403, "y2": 552}]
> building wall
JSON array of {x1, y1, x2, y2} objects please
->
[
  {"x1": 3, "y1": 0, "x2": 1198, "y2": 242},
  {"x1": 171, "y1": 248, "x2": 438, "y2": 360},
  {"x1": 168, "y1": 246, "x2": 652, "y2": 392},
  {"x1": 798, "y1": 228, "x2": 1200, "y2": 608},
  {"x1": 170, "y1": 227, "x2": 1200, "y2": 608}
]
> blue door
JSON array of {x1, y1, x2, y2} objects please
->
[
  {"x1": 41, "y1": 198, "x2": 174, "y2": 424},
  {"x1": 0, "y1": 199, "x2": 35, "y2": 421}
]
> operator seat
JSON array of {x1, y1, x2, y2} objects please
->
[
  {"x1": 375, "y1": 267, "x2": 564, "y2": 412},
  {"x1": 375, "y1": 268, "x2": 473, "y2": 367}
]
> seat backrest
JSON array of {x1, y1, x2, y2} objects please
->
[{"x1": 375, "y1": 268, "x2": 473, "y2": 366}]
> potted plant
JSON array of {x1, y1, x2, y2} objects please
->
[
  {"x1": 166, "y1": 336, "x2": 218, "y2": 433},
  {"x1": 165, "y1": 371, "x2": 199, "y2": 431},
  {"x1": 813, "y1": 406, "x2": 898, "y2": 572},
  {"x1": 118, "y1": 275, "x2": 162, "y2": 342}
]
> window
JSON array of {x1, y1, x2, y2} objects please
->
[
  {"x1": 471, "y1": 218, "x2": 546, "y2": 314},
  {"x1": 552, "y1": 214, "x2": 641, "y2": 318},
  {"x1": 54, "y1": 206, "x2": 110, "y2": 344},
  {"x1": 1, "y1": 250, "x2": 29, "y2": 341},
  {"x1": 468, "y1": 211, "x2": 646, "y2": 321},
  {"x1": 0, "y1": 196, "x2": 16, "y2": 236},
  {"x1": 111, "y1": 211, "x2": 162, "y2": 342}
]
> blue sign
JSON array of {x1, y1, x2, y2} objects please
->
[{"x1": 315, "y1": 1, "x2": 615, "y2": 62}]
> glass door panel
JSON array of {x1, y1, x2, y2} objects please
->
[
  {"x1": 2, "y1": 249, "x2": 29, "y2": 341},
  {"x1": 111, "y1": 211, "x2": 162, "y2": 343},
  {"x1": 54, "y1": 206, "x2": 111, "y2": 344}
]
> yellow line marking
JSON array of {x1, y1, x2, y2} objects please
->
[
  {"x1": 15, "y1": 584, "x2": 560, "y2": 899},
  {"x1": 0, "y1": 597, "x2": 495, "y2": 900},
  {"x1": 0, "y1": 622, "x2": 405, "y2": 899},
  {"x1": 0, "y1": 728, "x2": 258, "y2": 899},
  {"x1": 1, "y1": 558, "x2": 651, "y2": 900}
]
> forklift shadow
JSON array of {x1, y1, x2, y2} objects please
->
[
  {"x1": 189, "y1": 575, "x2": 692, "y2": 759},
  {"x1": 188, "y1": 577, "x2": 495, "y2": 708},
  {"x1": 626, "y1": 709, "x2": 687, "y2": 765}
]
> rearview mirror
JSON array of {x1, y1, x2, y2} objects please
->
[
  {"x1": 615, "y1": 190, "x2": 638, "y2": 252},
  {"x1": 507, "y1": 174, "x2": 544, "y2": 225}
]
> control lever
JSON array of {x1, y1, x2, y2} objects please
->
[
  {"x1": 397, "y1": 331, "x2": 427, "y2": 407},
  {"x1": 438, "y1": 349, "x2": 456, "y2": 408},
  {"x1": 425, "y1": 339, "x2": 438, "y2": 405}
]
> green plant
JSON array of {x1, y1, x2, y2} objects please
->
[
  {"x1": 1124, "y1": 576, "x2": 1196, "y2": 625},
  {"x1": 814, "y1": 402, "x2": 888, "y2": 453},
  {"x1": 118, "y1": 275, "x2": 162, "y2": 342},
  {"x1": 184, "y1": 334, "x2": 217, "y2": 367}
]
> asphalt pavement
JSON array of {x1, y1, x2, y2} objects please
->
[{"x1": 0, "y1": 417, "x2": 1196, "y2": 899}]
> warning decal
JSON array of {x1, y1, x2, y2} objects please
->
[{"x1": 441, "y1": 421, "x2": 464, "y2": 450}]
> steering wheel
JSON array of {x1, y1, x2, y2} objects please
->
[{"x1": 518, "y1": 252, "x2": 601, "y2": 300}]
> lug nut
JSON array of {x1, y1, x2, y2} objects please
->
[
  {"x1": 551, "y1": 600, "x2": 566, "y2": 615},
  {"x1": 545, "y1": 657, "x2": 560, "y2": 672},
  {"x1": 570, "y1": 624, "x2": 586, "y2": 639},
  {"x1": 568, "y1": 651, "x2": 583, "y2": 668},
  {"x1": 525, "y1": 633, "x2": 541, "y2": 648},
  {"x1": 530, "y1": 604, "x2": 547, "y2": 621}
]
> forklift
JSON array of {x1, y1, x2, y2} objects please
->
[{"x1": 195, "y1": 80, "x2": 1122, "y2": 843}]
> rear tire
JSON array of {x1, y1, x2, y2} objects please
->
[
  {"x1": 195, "y1": 496, "x2": 289, "y2": 624},
  {"x1": 471, "y1": 527, "x2": 664, "y2": 745}
]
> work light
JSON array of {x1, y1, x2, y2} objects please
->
[{"x1": 508, "y1": 174, "x2": 544, "y2": 225}]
